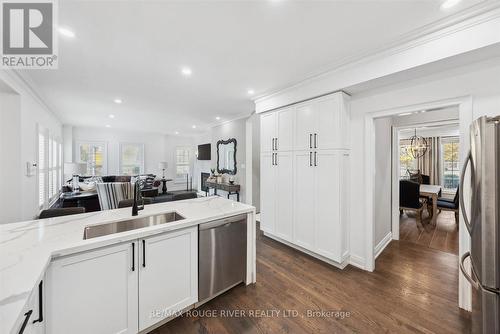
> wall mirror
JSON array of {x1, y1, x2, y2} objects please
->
[{"x1": 216, "y1": 138, "x2": 237, "y2": 175}]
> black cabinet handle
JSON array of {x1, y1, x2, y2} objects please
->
[
  {"x1": 32, "y1": 281, "x2": 43, "y2": 324},
  {"x1": 314, "y1": 151, "x2": 317, "y2": 166},
  {"x1": 314, "y1": 133, "x2": 317, "y2": 148},
  {"x1": 19, "y1": 310, "x2": 33, "y2": 334},
  {"x1": 142, "y1": 240, "x2": 146, "y2": 268},
  {"x1": 275, "y1": 153, "x2": 278, "y2": 166},
  {"x1": 131, "y1": 243, "x2": 135, "y2": 271},
  {"x1": 309, "y1": 134, "x2": 312, "y2": 149},
  {"x1": 309, "y1": 152, "x2": 312, "y2": 166},
  {"x1": 276, "y1": 138, "x2": 278, "y2": 150}
]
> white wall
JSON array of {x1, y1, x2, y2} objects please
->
[
  {"x1": 211, "y1": 117, "x2": 248, "y2": 203},
  {"x1": 0, "y1": 93, "x2": 22, "y2": 224},
  {"x1": 0, "y1": 73, "x2": 63, "y2": 223},
  {"x1": 251, "y1": 113, "x2": 260, "y2": 212},
  {"x1": 350, "y1": 57, "x2": 500, "y2": 267},
  {"x1": 192, "y1": 117, "x2": 249, "y2": 203},
  {"x1": 374, "y1": 117, "x2": 392, "y2": 251},
  {"x1": 70, "y1": 127, "x2": 195, "y2": 191}
]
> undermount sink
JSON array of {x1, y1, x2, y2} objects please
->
[{"x1": 83, "y1": 212, "x2": 185, "y2": 240}]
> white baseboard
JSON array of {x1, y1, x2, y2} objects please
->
[
  {"x1": 374, "y1": 232, "x2": 392, "y2": 259},
  {"x1": 263, "y1": 232, "x2": 349, "y2": 270},
  {"x1": 349, "y1": 254, "x2": 366, "y2": 270}
]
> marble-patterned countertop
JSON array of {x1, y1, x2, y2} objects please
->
[{"x1": 0, "y1": 197, "x2": 255, "y2": 334}]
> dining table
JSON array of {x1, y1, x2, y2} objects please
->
[{"x1": 420, "y1": 184, "x2": 442, "y2": 225}]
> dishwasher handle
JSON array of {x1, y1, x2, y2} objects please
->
[{"x1": 199, "y1": 214, "x2": 247, "y2": 231}]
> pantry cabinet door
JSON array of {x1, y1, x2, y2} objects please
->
[{"x1": 293, "y1": 151, "x2": 315, "y2": 251}]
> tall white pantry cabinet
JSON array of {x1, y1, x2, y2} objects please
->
[{"x1": 260, "y1": 91, "x2": 350, "y2": 267}]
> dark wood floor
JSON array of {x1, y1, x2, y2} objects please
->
[
  {"x1": 400, "y1": 210, "x2": 459, "y2": 254},
  {"x1": 151, "y1": 226, "x2": 470, "y2": 334}
]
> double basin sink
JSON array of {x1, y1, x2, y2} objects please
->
[{"x1": 83, "y1": 212, "x2": 185, "y2": 240}]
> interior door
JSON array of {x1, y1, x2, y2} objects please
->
[
  {"x1": 314, "y1": 150, "x2": 342, "y2": 261},
  {"x1": 260, "y1": 153, "x2": 276, "y2": 234},
  {"x1": 275, "y1": 151, "x2": 293, "y2": 242},
  {"x1": 139, "y1": 227, "x2": 198, "y2": 331},
  {"x1": 315, "y1": 95, "x2": 341, "y2": 150},
  {"x1": 261, "y1": 112, "x2": 276, "y2": 153},
  {"x1": 46, "y1": 242, "x2": 138, "y2": 334},
  {"x1": 293, "y1": 151, "x2": 315, "y2": 250},
  {"x1": 276, "y1": 107, "x2": 294, "y2": 152},
  {"x1": 295, "y1": 103, "x2": 316, "y2": 151}
]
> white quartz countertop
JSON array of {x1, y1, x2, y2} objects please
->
[{"x1": 0, "y1": 197, "x2": 255, "y2": 334}]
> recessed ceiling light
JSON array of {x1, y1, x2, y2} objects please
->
[
  {"x1": 181, "y1": 67, "x2": 192, "y2": 76},
  {"x1": 105, "y1": 125, "x2": 111, "y2": 128},
  {"x1": 174, "y1": 131, "x2": 179, "y2": 135},
  {"x1": 247, "y1": 89, "x2": 255, "y2": 95},
  {"x1": 441, "y1": 0, "x2": 461, "y2": 9},
  {"x1": 192, "y1": 125, "x2": 197, "y2": 129},
  {"x1": 215, "y1": 116, "x2": 221, "y2": 120},
  {"x1": 113, "y1": 98, "x2": 122, "y2": 104},
  {"x1": 421, "y1": 110, "x2": 427, "y2": 113},
  {"x1": 398, "y1": 112, "x2": 413, "y2": 117},
  {"x1": 58, "y1": 27, "x2": 75, "y2": 38},
  {"x1": 109, "y1": 114, "x2": 115, "y2": 119}
]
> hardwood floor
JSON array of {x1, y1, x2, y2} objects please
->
[
  {"x1": 151, "y1": 226, "x2": 470, "y2": 334},
  {"x1": 400, "y1": 210, "x2": 459, "y2": 254}
]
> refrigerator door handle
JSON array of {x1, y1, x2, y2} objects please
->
[
  {"x1": 459, "y1": 150, "x2": 473, "y2": 234},
  {"x1": 459, "y1": 251, "x2": 480, "y2": 290}
]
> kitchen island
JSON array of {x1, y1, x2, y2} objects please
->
[{"x1": 0, "y1": 197, "x2": 256, "y2": 334}]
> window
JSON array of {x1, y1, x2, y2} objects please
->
[
  {"x1": 120, "y1": 143, "x2": 144, "y2": 175},
  {"x1": 38, "y1": 126, "x2": 62, "y2": 209},
  {"x1": 175, "y1": 147, "x2": 191, "y2": 180},
  {"x1": 441, "y1": 137, "x2": 460, "y2": 192},
  {"x1": 77, "y1": 142, "x2": 106, "y2": 176},
  {"x1": 399, "y1": 139, "x2": 417, "y2": 178}
]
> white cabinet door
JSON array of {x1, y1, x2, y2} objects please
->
[
  {"x1": 293, "y1": 151, "x2": 315, "y2": 250},
  {"x1": 295, "y1": 103, "x2": 316, "y2": 151},
  {"x1": 316, "y1": 94, "x2": 350, "y2": 150},
  {"x1": 46, "y1": 242, "x2": 138, "y2": 334},
  {"x1": 260, "y1": 153, "x2": 276, "y2": 234},
  {"x1": 261, "y1": 112, "x2": 276, "y2": 153},
  {"x1": 276, "y1": 107, "x2": 294, "y2": 152},
  {"x1": 15, "y1": 282, "x2": 44, "y2": 334},
  {"x1": 275, "y1": 151, "x2": 293, "y2": 242},
  {"x1": 139, "y1": 227, "x2": 197, "y2": 331},
  {"x1": 315, "y1": 95, "x2": 340, "y2": 150},
  {"x1": 314, "y1": 150, "x2": 342, "y2": 261}
]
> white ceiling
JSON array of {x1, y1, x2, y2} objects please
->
[{"x1": 22, "y1": 0, "x2": 486, "y2": 135}]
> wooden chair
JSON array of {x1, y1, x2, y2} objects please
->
[{"x1": 400, "y1": 180, "x2": 424, "y2": 227}]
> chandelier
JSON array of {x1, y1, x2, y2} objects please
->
[{"x1": 409, "y1": 129, "x2": 428, "y2": 159}]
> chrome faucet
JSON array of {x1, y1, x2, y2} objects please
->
[{"x1": 132, "y1": 179, "x2": 144, "y2": 216}]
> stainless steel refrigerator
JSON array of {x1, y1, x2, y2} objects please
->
[{"x1": 459, "y1": 115, "x2": 500, "y2": 334}]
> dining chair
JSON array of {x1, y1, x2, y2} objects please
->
[
  {"x1": 39, "y1": 207, "x2": 86, "y2": 219},
  {"x1": 96, "y1": 182, "x2": 134, "y2": 210},
  {"x1": 428, "y1": 186, "x2": 459, "y2": 225},
  {"x1": 400, "y1": 180, "x2": 424, "y2": 227}
]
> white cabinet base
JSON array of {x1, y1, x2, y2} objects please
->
[{"x1": 263, "y1": 232, "x2": 350, "y2": 269}]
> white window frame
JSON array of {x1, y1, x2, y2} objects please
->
[
  {"x1": 37, "y1": 125, "x2": 63, "y2": 210},
  {"x1": 175, "y1": 146, "x2": 192, "y2": 183},
  {"x1": 119, "y1": 142, "x2": 145, "y2": 175},
  {"x1": 75, "y1": 141, "x2": 108, "y2": 176},
  {"x1": 440, "y1": 136, "x2": 460, "y2": 194}
]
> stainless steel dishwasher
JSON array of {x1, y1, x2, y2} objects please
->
[{"x1": 198, "y1": 214, "x2": 247, "y2": 303}]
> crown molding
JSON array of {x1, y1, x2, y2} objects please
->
[{"x1": 254, "y1": 0, "x2": 500, "y2": 104}]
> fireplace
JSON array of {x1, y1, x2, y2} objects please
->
[{"x1": 201, "y1": 172, "x2": 210, "y2": 192}]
